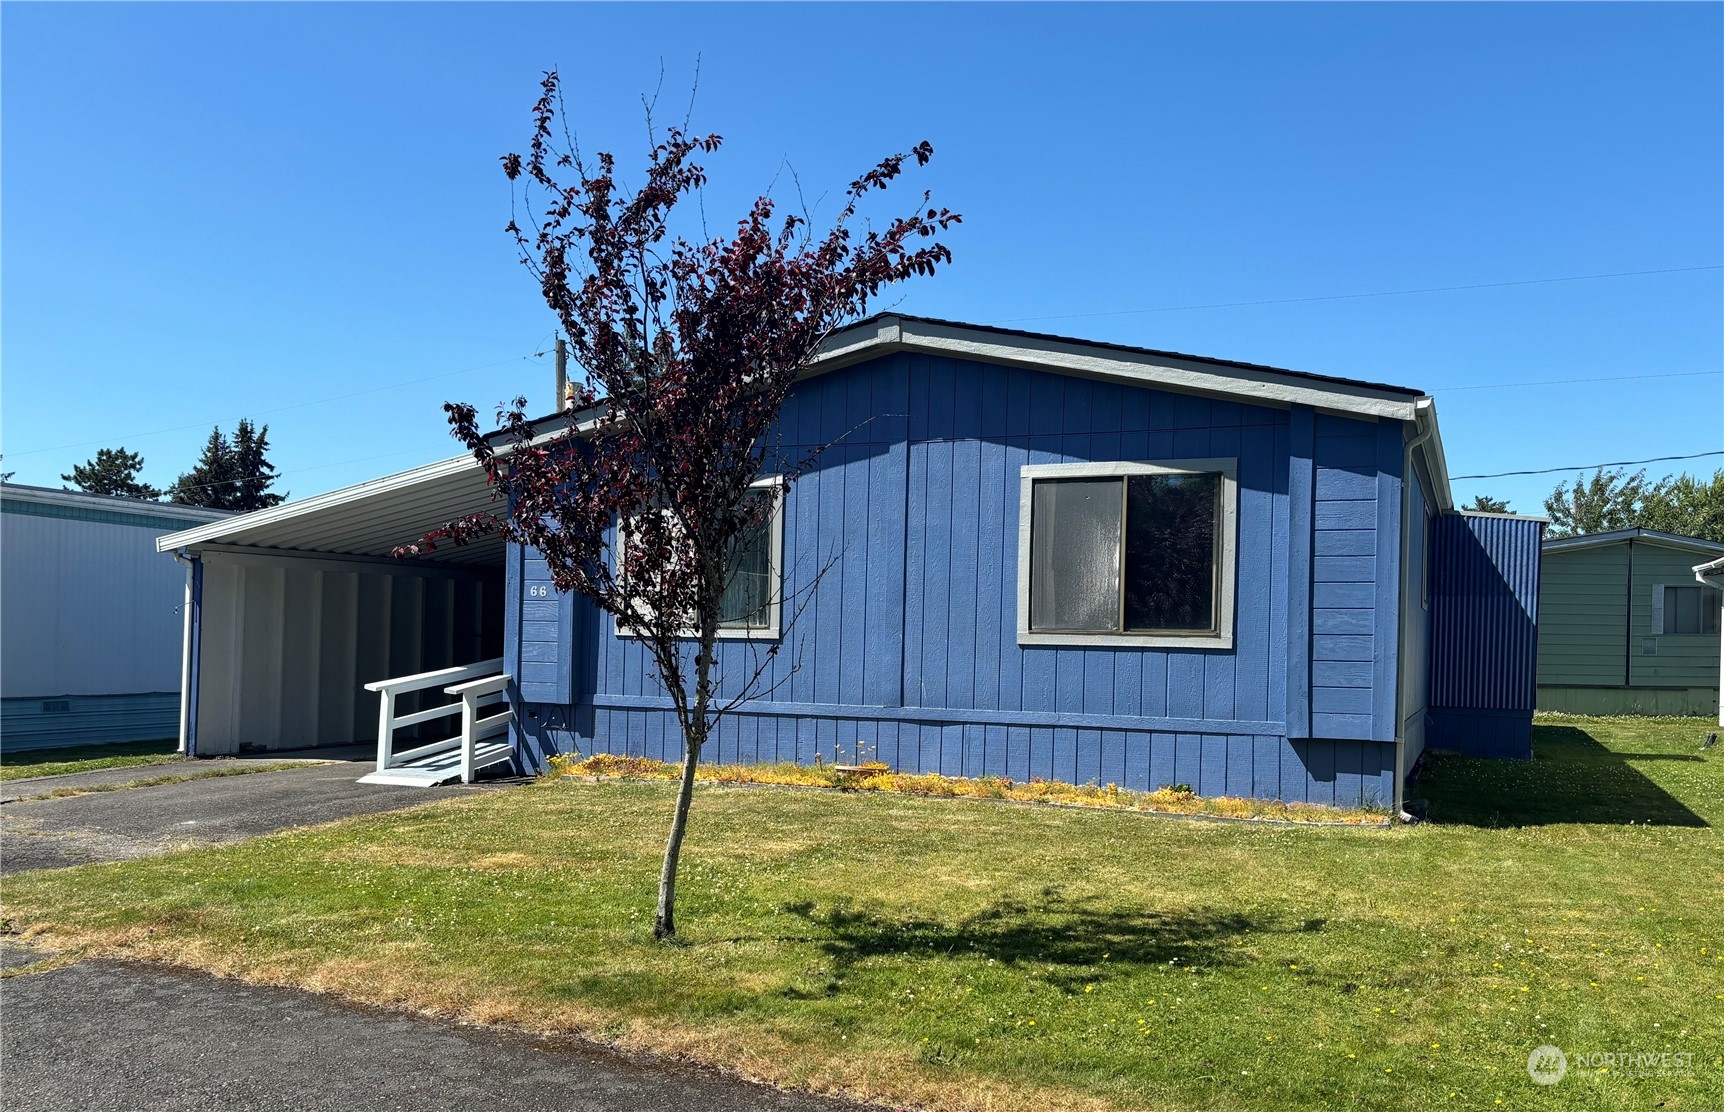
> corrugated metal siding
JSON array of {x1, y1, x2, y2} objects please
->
[
  {"x1": 1, "y1": 693, "x2": 180, "y2": 749},
  {"x1": 1, "y1": 510, "x2": 191, "y2": 698},
  {"x1": 1427, "y1": 513, "x2": 1544, "y2": 759},
  {"x1": 1430, "y1": 514, "x2": 1543, "y2": 711}
]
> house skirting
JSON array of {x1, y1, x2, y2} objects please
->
[
  {"x1": 515, "y1": 702, "x2": 1398, "y2": 809},
  {"x1": 0, "y1": 692, "x2": 180, "y2": 750},
  {"x1": 1536, "y1": 685, "x2": 1718, "y2": 718}
]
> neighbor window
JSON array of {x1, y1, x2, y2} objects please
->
[
  {"x1": 617, "y1": 476, "x2": 784, "y2": 640},
  {"x1": 1659, "y1": 584, "x2": 1721, "y2": 636},
  {"x1": 1017, "y1": 459, "x2": 1237, "y2": 648}
]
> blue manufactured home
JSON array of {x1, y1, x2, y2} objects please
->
[{"x1": 156, "y1": 316, "x2": 1543, "y2": 808}]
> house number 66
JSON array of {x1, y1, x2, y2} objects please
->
[{"x1": 528, "y1": 585, "x2": 550, "y2": 598}]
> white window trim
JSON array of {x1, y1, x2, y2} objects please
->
[
  {"x1": 1016, "y1": 458, "x2": 1238, "y2": 649},
  {"x1": 615, "y1": 475, "x2": 785, "y2": 642}
]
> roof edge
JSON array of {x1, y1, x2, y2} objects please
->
[
  {"x1": 2, "y1": 482, "x2": 234, "y2": 523},
  {"x1": 155, "y1": 453, "x2": 483, "y2": 554},
  {"x1": 1544, "y1": 527, "x2": 1724, "y2": 556},
  {"x1": 808, "y1": 313, "x2": 1424, "y2": 421}
]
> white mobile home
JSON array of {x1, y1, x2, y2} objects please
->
[{"x1": 1, "y1": 484, "x2": 230, "y2": 749}]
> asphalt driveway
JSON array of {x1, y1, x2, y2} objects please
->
[
  {"x1": 1, "y1": 761, "x2": 507, "y2": 874},
  {"x1": 0, "y1": 958, "x2": 863, "y2": 1112}
]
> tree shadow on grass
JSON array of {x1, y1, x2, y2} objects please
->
[
  {"x1": 1414, "y1": 724, "x2": 1707, "y2": 828},
  {"x1": 781, "y1": 886, "x2": 1275, "y2": 995}
]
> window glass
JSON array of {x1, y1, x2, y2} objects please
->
[
  {"x1": 1029, "y1": 478, "x2": 1122, "y2": 631},
  {"x1": 1124, "y1": 473, "x2": 1218, "y2": 631},
  {"x1": 1664, "y1": 585, "x2": 1721, "y2": 636},
  {"x1": 719, "y1": 495, "x2": 773, "y2": 629}
]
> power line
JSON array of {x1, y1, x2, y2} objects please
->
[
  {"x1": 1434, "y1": 369, "x2": 1720, "y2": 393},
  {"x1": 6, "y1": 350, "x2": 547, "y2": 459},
  {"x1": 1453, "y1": 450, "x2": 1724, "y2": 481},
  {"x1": 988, "y1": 264, "x2": 1724, "y2": 325}
]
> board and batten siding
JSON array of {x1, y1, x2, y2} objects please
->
[{"x1": 511, "y1": 352, "x2": 1403, "y2": 806}]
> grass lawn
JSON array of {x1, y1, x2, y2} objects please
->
[
  {"x1": 0, "y1": 738, "x2": 182, "y2": 781},
  {"x1": 4, "y1": 716, "x2": 1720, "y2": 1111}
]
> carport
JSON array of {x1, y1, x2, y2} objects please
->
[{"x1": 156, "y1": 455, "x2": 508, "y2": 776}]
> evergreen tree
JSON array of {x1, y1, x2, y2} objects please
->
[
  {"x1": 61, "y1": 447, "x2": 161, "y2": 500},
  {"x1": 167, "y1": 421, "x2": 286, "y2": 511},
  {"x1": 229, "y1": 419, "x2": 285, "y2": 511},
  {"x1": 166, "y1": 427, "x2": 236, "y2": 508}
]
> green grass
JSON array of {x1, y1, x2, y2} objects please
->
[
  {"x1": 4, "y1": 717, "x2": 1721, "y2": 1112},
  {"x1": 0, "y1": 738, "x2": 182, "y2": 781}
]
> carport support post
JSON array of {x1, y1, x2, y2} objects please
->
[{"x1": 175, "y1": 551, "x2": 204, "y2": 758}]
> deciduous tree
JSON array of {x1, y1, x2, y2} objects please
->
[
  {"x1": 1543, "y1": 467, "x2": 1655, "y2": 538},
  {"x1": 1638, "y1": 469, "x2": 1724, "y2": 543},
  {"x1": 1462, "y1": 494, "x2": 1511, "y2": 514},
  {"x1": 406, "y1": 71, "x2": 959, "y2": 939}
]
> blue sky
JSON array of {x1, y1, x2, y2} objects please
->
[{"x1": 4, "y1": 2, "x2": 1719, "y2": 514}]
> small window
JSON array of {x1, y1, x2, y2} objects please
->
[
  {"x1": 717, "y1": 487, "x2": 777, "y2": 631},
  {"x1": 1018, "y1": 459, "x2": 1237, "y2": 648},
  {"x1": 1663, "y1": 585, "x2": 1721, "y2": 636},
  {"x1": 616, "y1": 476, "x2": 783, "y2": 641}
]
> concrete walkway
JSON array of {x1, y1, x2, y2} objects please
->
[
  {"x1": 1, "y1": 761, "x2": 515, "y2": 874},
  {"x1": 1, "y1": 959, "x2": 863, "y2": 1112}
]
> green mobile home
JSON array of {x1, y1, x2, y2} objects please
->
[{"x1": 1537, "y1": 528, "x2": 1724, "y2": 716}]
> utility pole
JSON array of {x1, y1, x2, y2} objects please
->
[{"x1": 554, "y1": 335, "x2": 569, "y2": 412}]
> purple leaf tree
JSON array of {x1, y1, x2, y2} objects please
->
[{"x1": 406, "y1": 72, "x2": 959, "y2": 939}]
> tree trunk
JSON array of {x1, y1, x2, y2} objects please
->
[{"x1": 652, "y1": 729, "x2": 703, "y2": 940}]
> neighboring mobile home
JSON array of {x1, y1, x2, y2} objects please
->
[
  {"x1": 1, "y1": 484, "x2": 230, "y2": 748},
  {"x1": 1537, "y1": 529, "x2": 1724, "y2": 717},
  {"x1": 156, "y1": 315, "x2": 1543, "y2": 808}
]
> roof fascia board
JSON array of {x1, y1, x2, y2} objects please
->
[
  {"x1": 1459, "y1": 511, "x2": 1550, "y2": 522},
  {"x1": 3, "y1": 484, "x2": 232, "y2": 524},
  {"x1": 155, "y1": 454, "x2": 483, "y2": 553},
  {"x1": 807, "y1": 315, "x2": 1421, "y2": 422},
  {"x1": 1543, "y1": 530, "x2": 1724, "y2": 556},
  {"x1": 1411, "y1": 397, "x2": 1454, "y2": 513}
]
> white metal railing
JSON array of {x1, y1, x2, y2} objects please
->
[{"x1": 363, "y1": 657, "x2": 513, "y2": 783}]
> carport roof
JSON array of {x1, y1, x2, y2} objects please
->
[{"x1": 154, "y1": 454, "x2": 505, "y2": 567}]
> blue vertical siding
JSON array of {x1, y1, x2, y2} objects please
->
[{"x1": 512, "y1": 352, "x2": 1404, "y2": 808}]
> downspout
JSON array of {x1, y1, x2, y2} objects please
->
[
  {"x1": 171, "y1": 548, "x2": 203, "y2": 758},
  {"x1": 1395, "y1": 405, "x2": 1438, "y2": 822}
]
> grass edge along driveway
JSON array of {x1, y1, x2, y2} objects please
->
[{"x1": 4, "y1": 716, "x2": 1721, "y2": 1112}]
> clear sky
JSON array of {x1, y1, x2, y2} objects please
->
[{"x1": 4, "y1": 2, "x2": 1720, "y2": 515}]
